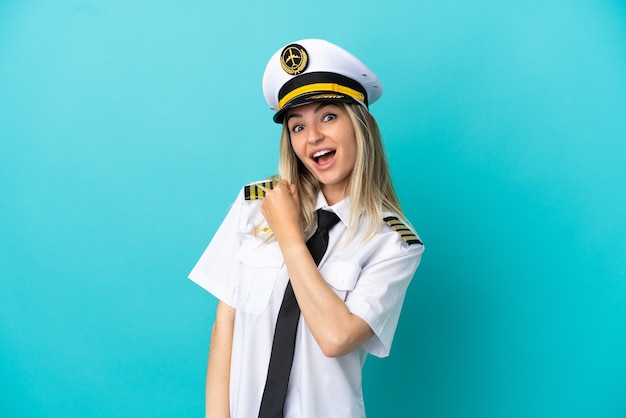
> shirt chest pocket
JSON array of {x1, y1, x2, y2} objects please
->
[
  {"x1": 236, "y1": 239, "x2": 284, "y2": 314},
  {"x1": 319, "y1": 261, "x2": 361, "y2": 301}
]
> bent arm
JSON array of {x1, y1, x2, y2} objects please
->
[
  {"x1": 261, "y1": 182, "x2": 373, "y2": 357},
  {"x1": 281, "y1": 241, "x2": 374, "y2": 357},
  {"x1": 206, "y1": 301, "x2": 235, "y2": 418}
]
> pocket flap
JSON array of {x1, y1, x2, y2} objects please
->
[{"x1": 236, "y1": 239, "x2": 284, "y2": 268}]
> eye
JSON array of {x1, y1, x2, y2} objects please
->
[
  {"x1": 322, "y1": 113, "x2": 337, "y2": 122},
  {"x1": 290, "y1": 124, "x2": 304, "y2": 133}
]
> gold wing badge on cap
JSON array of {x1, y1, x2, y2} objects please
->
[
  {"x1": 383, "y1": 216, "x2": 423, "y2": 246},
  {"x1": 280, "y1": 44, "x2": 309, "y2": 75},
  {"x1": 244, "y1": 179, "x2": 278, "y2": 201}
]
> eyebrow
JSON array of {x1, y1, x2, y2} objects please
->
[{"x1": 286, "y1": 102, "x2": 335, "y2": 123}]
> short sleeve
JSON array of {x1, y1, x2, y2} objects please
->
[
  {"x1": 345, "y1": 242, "x2": 424, "y2": 358},
  {"x1": 188, "y1": 190, "x2": 244, "y2": 307}
]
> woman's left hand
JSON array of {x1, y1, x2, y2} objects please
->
[{"x1": 261, "y1": 180, "x2": 302, "y2": 243}]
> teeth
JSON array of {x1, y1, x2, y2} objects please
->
[{"x1": 313, "y1": 150, "x2": 333, "y2": 158}]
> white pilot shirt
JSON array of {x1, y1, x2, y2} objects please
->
[{"x1": 189, "y1": 183, "x2": 424, "y2": 418}]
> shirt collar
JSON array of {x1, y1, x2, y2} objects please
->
[{"x1": 314, "y1": 191, "x2": 351, "y2": 227}]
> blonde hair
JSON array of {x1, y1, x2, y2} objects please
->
[{"x1": 278, "y1": 102, "x2": 405, "y2": 240}]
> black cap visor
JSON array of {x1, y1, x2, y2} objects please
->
[
  {"x1": 274, "y1": 92, "x2": 363, "y2": 123},
  {"x1": 274, "y1": 72, "x2": 368, "y2": 123}
]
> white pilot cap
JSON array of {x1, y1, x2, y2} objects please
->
[{"x1": 262, "y1": 39, "x2": 383, "y2": 123}]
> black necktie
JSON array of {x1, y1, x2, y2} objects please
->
[{"x1": 258, "y1": 209, "x2": 341, "y2": 418}]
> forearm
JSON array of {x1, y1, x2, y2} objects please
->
[
  {"x1": 206, "y1": 301, "x2": 235, "y2": 418},
  {"x1": 280, "y1": 240, "x2": 373, "y2": 357}
]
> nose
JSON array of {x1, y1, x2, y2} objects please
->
[{"x1": 306, "y1": 123, "x2": 323, "y2": 144}]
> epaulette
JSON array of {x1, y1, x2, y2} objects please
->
[
  {"x1": 383, "y1": 216, "x2": 423, "y2": 246},
  {"x1": 244, "y1": 179, "x2": 277, "y2": 201}
]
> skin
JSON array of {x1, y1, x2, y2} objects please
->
[
  {"x1": 285, "y1": 102, "x2": 358, "y2": 205},
  {"x1": 206, "y1": 301, "x2": 235, "y2": 418},
  {"x1": 206, "y1": 102, "x2": 374, "y2": 415}
]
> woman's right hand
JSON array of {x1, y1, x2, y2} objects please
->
[{"x1": 260, "y1": 180, "x2": 303, "y2": 245}]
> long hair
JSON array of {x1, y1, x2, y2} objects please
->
[{"x1": 278, "y1": 102, "x2": 405, "y2": 240}]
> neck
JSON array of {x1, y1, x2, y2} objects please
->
[{"x1": 321, "y1": 185, "x2": 348, "y2": 206}]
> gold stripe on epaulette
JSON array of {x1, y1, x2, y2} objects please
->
[
  {"x1": 383, "y1": 216, "x2": 422, "y2": 245},
  {"x1": 244, "y1": 180, "x2": 277, "y2": 200}
]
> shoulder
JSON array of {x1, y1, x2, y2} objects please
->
[
  {"x1": 379, "y1": 212, "x2": 423, "y2": 248},
  {"x1": 225, "y1": 179, "x2": 278, "y2": 232},
  {"x1": 242, "y1": 178, "x2": 278, "y2": 201}
]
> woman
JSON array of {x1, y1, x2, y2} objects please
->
[{"x1": 189, "y1": 39, "x2": 424, "y2": 418}]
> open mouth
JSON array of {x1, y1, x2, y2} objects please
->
[{"x1": 312, "y1": 149, "x2": 336, "y2": 164}]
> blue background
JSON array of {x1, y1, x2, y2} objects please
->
[{"x1": 1, "y1": 1, "x2": 625, "y2": 417}]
